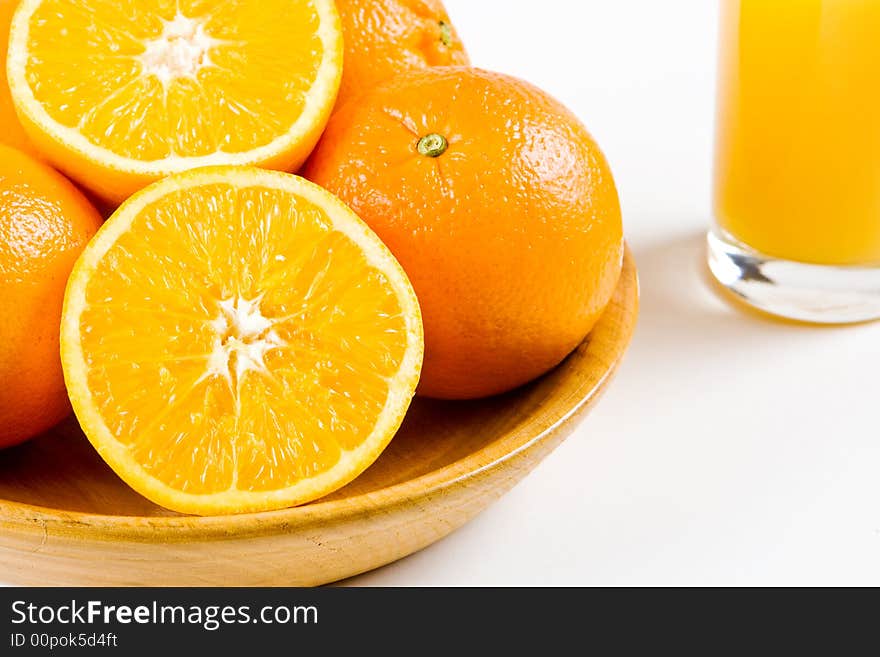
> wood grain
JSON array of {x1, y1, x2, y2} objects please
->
[{"x1": 0, "y1": 250, "x2": 638, "y2": 586}]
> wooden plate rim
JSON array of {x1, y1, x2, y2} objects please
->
[{"x1": 0, "y1": 249, "x2": 639, "y2": 543}]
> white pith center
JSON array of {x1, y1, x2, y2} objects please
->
[
  {"x1": 207, "y1": 297, "x2": 287, "y2": 386},
  {"x1": 139, "y1": 13, "x2": 219, "y2": 84}
]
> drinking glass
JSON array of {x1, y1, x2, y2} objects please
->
[{"x1": 709, "y1": 0, "x2": 880, "y2": 323}]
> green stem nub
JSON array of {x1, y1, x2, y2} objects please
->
[
  {"x1": 417, "y1": 133, "x2": 448, "y2": 158},
  {"x1": 438, "y1": 20, "x2": 453, "y2": 47}
]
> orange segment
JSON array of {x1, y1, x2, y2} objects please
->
[
  {"x1": 61, "y1": 167, "x2": 423, "y2": 515},
  {"x1": 0, "y1": 0, "x2": 38, "y2": 156},
  {"x1": 7, "y1": 0, "x2": 342, "y2": 203}
]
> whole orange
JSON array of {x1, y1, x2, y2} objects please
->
[
  {"x1": 0, "y1": 145, "x2": 102, "y2": 447},
  {"x1": 303, "y1": 67, "x2": 624, "y2": 399},
  {"x1": 333, "y1": 0, "x2": 469, "y2": 109},
  {"x1": 0, "y1": 0, "x2": 35, "y2": 156}
]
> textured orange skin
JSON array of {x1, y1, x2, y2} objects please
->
[
  {"x1": 0, "y1": 0, "x2": 36, "y2": 156},
  {"x1": 0, "y1": 145, "x2": 102, "y2": 447},
  {"x1": 333, "y1": 0, "x2": 469, "y2": 109},
  {"x1": 304, "y1": 67, "x2": 624, "y2": 399}
]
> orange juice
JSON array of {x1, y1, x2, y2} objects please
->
[{"x1": 714, "y1": 0, "x2": 880, "y2": 266}]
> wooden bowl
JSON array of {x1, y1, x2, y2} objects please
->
[{"x1": 0, "y1": 251, "x2": 638, "y2": 586}]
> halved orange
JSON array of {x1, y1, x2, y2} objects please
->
[
  {"x1": 60, "y1": 167, "x2": 423, "y2": 516},
  {"x1": 7, "y1": 0, "x2": 342, "y2": 204}
]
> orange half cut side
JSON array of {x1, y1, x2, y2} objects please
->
[
  {"x1": 61, "y1": 167, "x2": 423, "y2": 515},
  {"x1": 7, "y1": 0, "x2": 343, "y2": 202}
]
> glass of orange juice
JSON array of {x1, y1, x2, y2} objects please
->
[{"x1": 709, "y1": 0, "x2": 880, "y2": 323}]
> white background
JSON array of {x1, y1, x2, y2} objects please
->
[{"x1": 346, "y1": 0, "x2": 880, "y2": 586}]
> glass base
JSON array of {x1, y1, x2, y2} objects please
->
[{"x1": 707, "y1": 230, "x2": 880, "y2": 324}]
